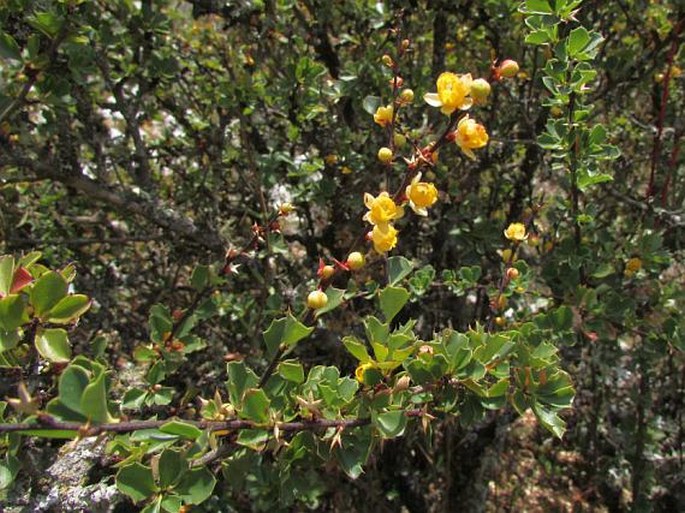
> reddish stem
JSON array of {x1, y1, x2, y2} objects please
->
[{"x1": 647, "y1": 18, "x2": 683, "y2": 199}]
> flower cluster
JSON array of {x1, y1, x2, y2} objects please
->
[
  {"x1": 423, "y1": 62, "x2": 517, "y2": 159},
  {"x1": 363, "y1": 192, "x2": 404, "y2": 253},
  {"x1": 359, "y1": 63, "x2": 519, "y2": 254}
]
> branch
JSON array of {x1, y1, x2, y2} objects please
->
[
  {"x1": 1, "y1": 151, "x2": 226, "y2": 253},
  {"x1": 0, "y1": 411, "x2": 422, "y2": 436}
]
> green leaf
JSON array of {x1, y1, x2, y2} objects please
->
[
  {"x1": 362, "y1": 95, "x2": 381, "y2": 115},
  {"x1": 263, "y1": 314, "x2": 313, "y2": 358},
  {"x1": 122, "y1": 388, "x2": 148, "y2": 409},
  {"x1": 521, "y1": 0, "x2": 553, "y2": 14},
  {"x1": 47, "y1": 294, "x2": 91, "y2": 324},
  {"x1": 159, "y1": 420, "x2": 203, "y2": 440},
  {"x1": 387, "y1": 256, "x2": 414, "y2": 286},
  {"x1": 149, "y1": 304, "x2": 173, "y2": 344},
  {"x1": 0, "y1": 256, "x2": 15, "y2": 297},
  {"x1": 160, "y1": 495, "x2": 182, "y2": 513},
  {"x1": 175, "y1": 467, "x2": 216, "y2": 505},
  {"x1": 567, "y1": 26, "x2": 590, "y2": 57},
  {"x1": 190, "y1": 265, "x2": 210, "y2": 291},
  {"x1": 373, "y1": 410, "x2": 407, "y2": 438},
  {"x1": 314, "y1": 287, "x2": 345, "y2": 318},
  {"x1": 525, "y1": 30, "x2": 551, "y2": 45},
  {"x1": 226, "y1": 360, "x2": 259, "y2": 406},
  {"x1": 117, "y1": 463, "x2": 158, "y2": 503},
  {"x1": 532, "y1": 402, "x2": 566, "y2": 438},
  {"x1": 141, "y1": 497, "x2": 162, "y2": 513},
  {"x1": 18, "y1": 251, "x2": 42, "y2": 268},
  {"x1": 0, "y1": 294, "x2": 27, "y2": 331},
  {"x1": 35, "y1": 328, "x2": 71, "y2": 363},
  {"x1": 80, "y1": 369, "x2": 114, "y2": 423},
  {"x1": 241, "y1": 388, "x2": 270, "y2": 423},
  {"x1": 57, "y1": 365, "x2": 90, "y2": 415},
  {"x1": 236, "y1": 429, "x2": 269, "y2": 450},
  {"x1": 334, "y1": 427, "x2": 372, "y2": 479},
  {"x1": 577, "y1": 168, "x2": 613, "y2": 191},
  {"x1": 342, "y1": 336, "x2": 372, "y2": 363},
  {"x1": 28, "y1": 11, "x2": 63, "y2": 38},
  {"x1": 474, "y1": 334, "x2": 515, "y2": 365},
  {"x1": 0, "y1": 32, "x2": 22, "y2": 62},
  {"x1": 158, "y1": 450, "x2": 186, "y2": 488},
  {"x1": 379, "y1": 286, "x2": 410, "y2": 323},
  {"x1": 363, "y1": 317, "x2": 389, "y2": 347},
  {"x1": 278, "y1": 360, "x2": 305, "y2": 383},
  {"x1": 17, "y1": 428, "x2": 78, "y2": 439},
  {"x1": 0, "y1": 329, "x2": 21, "y2": 351},
  {"x1": 30, "y1": 271, "x2": 68, "y2": 318}
]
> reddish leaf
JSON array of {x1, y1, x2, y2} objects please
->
[{"x1": 10, "y1": 267, "x2": 33, "y2": 294}]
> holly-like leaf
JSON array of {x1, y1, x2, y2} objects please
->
[
  {"x1": 342, "y1": 336, "x2": 372, "y2": 363},
  {"x1": 278, "y1": 360, "x2": 305, "y2": 383},
  {"x1": 226, "y1": 360, "x2": 259, "y2": 406},
  {"x1": 379, "y1": 286, "x2": 410, "y2": 323},
  {"x1": 387, "y1": 256, "x2": 414, "y2": 286},
  {"x1": 263, "y1": 314, "x2": 313, "y2": 358},
  {"x1": 241, "y1": 388, "x2": 270, "y2": 423}
]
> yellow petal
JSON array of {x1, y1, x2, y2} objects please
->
[{"x1": 423, "y1": 92, "x2": 443, "y2": 107}]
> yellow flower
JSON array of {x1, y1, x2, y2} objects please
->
[
  {"x1": 454, "y1": 115, "x2": 489, "y2": 159},
  {"x1": 504, "y1": 222, "x2": 527, "y2": 242},
  {"x1": 424, "y1": 72, "x2": 473, "y2": 115},
  {"x1": 373, "y1": 105, "x2": 394, "y2": 127},
  {"x1": 625, "y1": 257, "x2": 642, "y2": 277},
  {"x1": 405, "y1": 173, "x2": 438, "y2": 216},
  {"x1": 370, "y1": 223, "x2": 398, "y2": 253},
  {"x1": 363, "y1": 192, "x2": 404, "y2": 226}
]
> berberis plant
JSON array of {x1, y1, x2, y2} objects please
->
[{"x1": 1, "y1": 0, "x2": 683, "y2": 511}]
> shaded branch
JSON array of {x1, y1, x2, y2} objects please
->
[
  {"x1": 1, "y1": 151, "x2": 226, "y2": 253},
  {"x1": 0, "y1": 410, "x2": 423, "y2": 436}
]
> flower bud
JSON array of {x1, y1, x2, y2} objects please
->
[
  {"x1": 378, "y1": 147, "x2": 393, "y2": 163},
  {"x1": 550, "y1": 106, "x2": 564, "y2": 118},
  {"x1": 401, "y1": 39, "x2": 410, "y2": 51},
  {"x1": 498, "y1": 59, "x2": 520, "y2": 79},
  {"x1": 470, "y1": 78, "x2": 491, "y2": 103},
  {"x1": 347, "y1": 251, "x2": 365, "y2": 271},
  {"x1": 278, "y1": 202, "x2": 294, "y2": 216},
  {"x1": 320, "y1": 265, "x2": 335, "y2": 280},
  {"x1": 394, "y1": 375, "x2": 411, "y2": 392},
  {"x1": 399, "y1": 88, "x2": 414, "y2": 103},
  {"x1": 495, "y1": 316, "x2": 505, "y2": 326},
  {"x1": 382, "y1": 54, "x2": 394, "y2": 67},
  {"x1": 393, "y1": 133, "x2": 407, "y2": 148},
  {"x1": 307, "y1": 290, "x2": 328, "y2": 310},
  {"x1": 506, "y1": 267, "x2": 520, "y2": 280}
]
